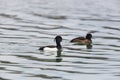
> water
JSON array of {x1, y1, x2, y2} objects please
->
[{"x1": 0, "y1": 0, "x2": 120, "y2": 80}]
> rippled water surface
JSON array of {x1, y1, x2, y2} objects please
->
[{"x1": 0, "y1": 0, "x2": 120, "y2": 80}]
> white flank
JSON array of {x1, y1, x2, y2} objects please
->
[{"x1": 44, "y1": 47, "x2": 57, "y2": 52}]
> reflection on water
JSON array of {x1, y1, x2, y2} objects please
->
[
  {"x1": 56, "y1": 50, "x2": 62, "y2": 62},
  {"x1": 0, "y1": 0, "x2": 120, "y2": 80},
  {"x1": 39, "y1": 49, "x2": 62, "y2": 62},
  {"x1": 86, "y1": 44, "x2": 92, "y2": 49},
  {"x1": 72, "y1": 43, "x2": 93, "y2": 49}
]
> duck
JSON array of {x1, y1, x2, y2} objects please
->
[
  {"x1": 70, "y1": 33, "x2": 92, "y2": 44},
  {"x1": 39, "y1": 36, "x2": 62, "y2": 51}
]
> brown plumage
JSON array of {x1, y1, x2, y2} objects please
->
[{"x1": 70, "y1": 33, "x2": 92, "y2": 44}]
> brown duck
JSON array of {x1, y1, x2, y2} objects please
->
[{"x1": 70, "y1": 33, "x2": 92, "y2": 44}]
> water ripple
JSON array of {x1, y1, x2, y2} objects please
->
[
  {"x1": 32, "y1": 13, "x2": 67, "y2": 20},
  {"x1": 0, "y1": 0, "x2": 120, "y2": 80}
]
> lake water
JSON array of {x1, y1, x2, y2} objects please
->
[{"x1": 0, "y1": 0, "x2": 120, "y2": 80}]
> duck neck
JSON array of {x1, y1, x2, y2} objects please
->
[
  {"x1": 86, "y1": 37, "x2": 91, "y2": 40},
  {"x1": 56, "y1": 42, "x2": 62, "y2": 49}
]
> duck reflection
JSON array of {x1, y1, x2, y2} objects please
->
[
  {"x1": 73, "y1": 43, "x2": 93, "y2": 49},
  {"x1": 39, "y1": 49, "x2": 62, "y2": 62},
  {"x1": 86, "y1": 44, "x2": 92, "y2": 49},
  {"x1": 56, "y1": 50, "x2": 62, "y2": 62}
]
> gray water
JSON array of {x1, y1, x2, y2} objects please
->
[{"x1": 0, "y1": 0, "x2": 120, "y2": 80}]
